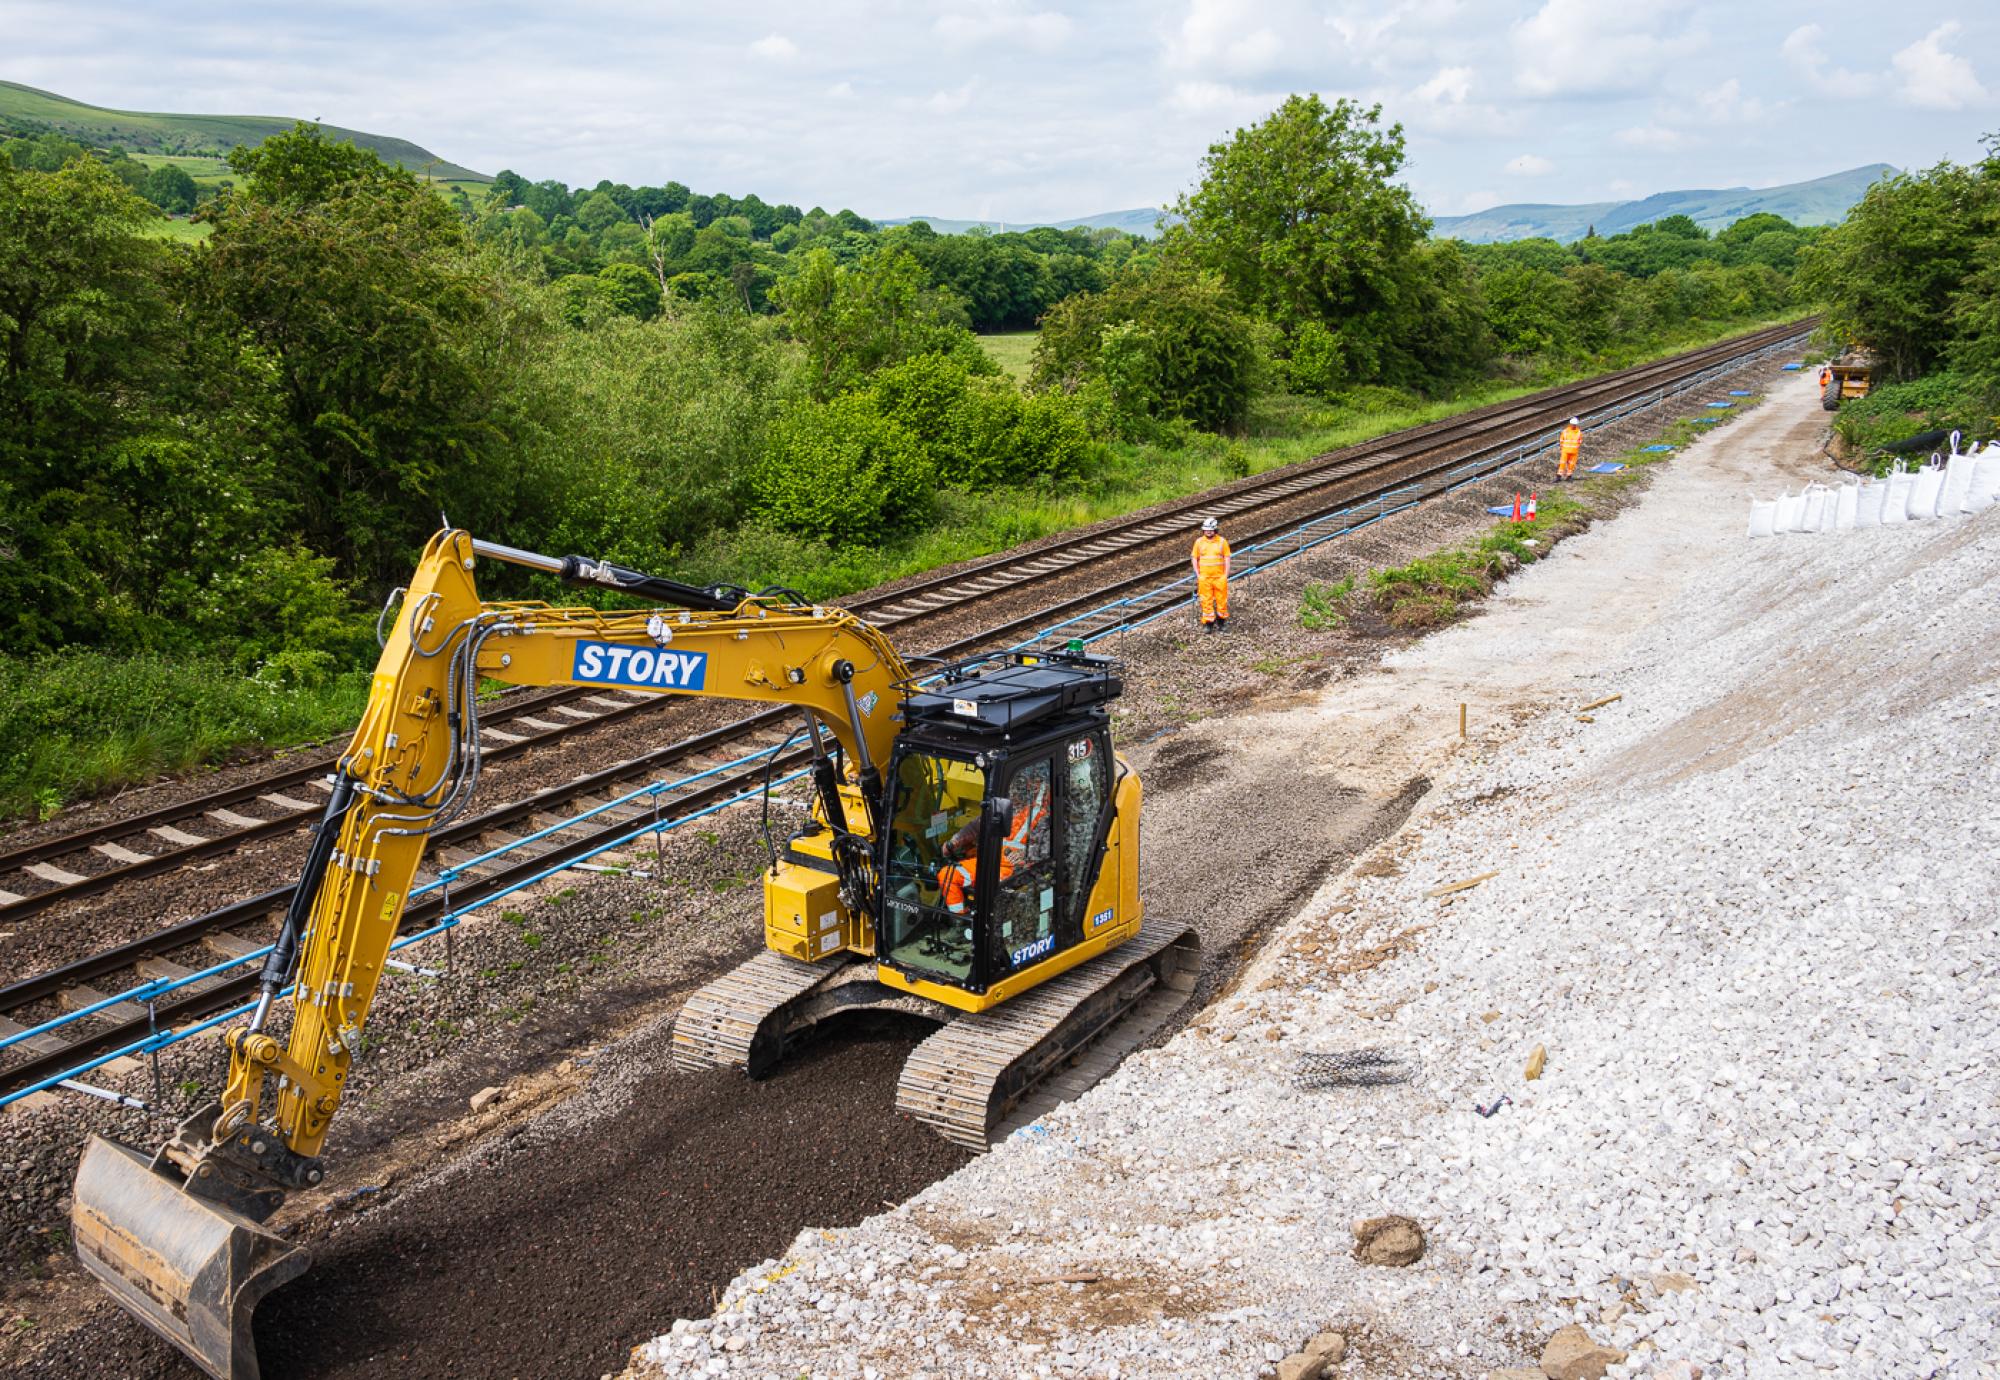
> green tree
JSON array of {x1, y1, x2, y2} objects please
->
[
  {"x1": 1798, "y1": 160, "x2": 1999, "y2": 380},
  {"x1": 1167, "y1": 94, "x2": 1429, "y2": 352},
  {"x1": 140, "y1": 163, "x2": 199, "y2": 214},
  {"x1": 197, "y1": 124, "x2": 533, "y2": 583},
  {"x1": 772, "y1": 247, "x2": 982, "y2": 399},
  {"x1": 1032, "y1": 262, "x2": 1259, "y2": 432}
]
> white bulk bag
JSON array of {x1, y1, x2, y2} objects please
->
[
  {"x1": 1747, "y1": 499, "x2": 1778, "y2": 538},
  {"x1": 1854, "y1": 479, "x2": 1889, "y2": 528},
  {"x1": 1800, "y1": 486, "x2": 1828, "y2": 532},
  {"x1": 1941, "y1": 450, "x2": 1976, "y2": 515},
  {"x1": 1908, "y1": 461, "x2": 1945, "y2": 521},
  {"x1": 1965, "y1": 447, "x2": 2000, "y2": 512},
  {"x1": 1882, "y1": 464, "x2": 1914, "y2": 525},
  {"x1": 1774, "y1": 489, "x2": 1806, "y2": 532},
  {"x1": 1904, "y1": 464, "x2": 1936, "y2": 524},
  {"x1": 1834, "y1": 483, "x2": 1859, "y2": 531}
]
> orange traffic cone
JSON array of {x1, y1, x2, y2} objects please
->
[
  {"x1": 1525, "y1": 491, "x2": 1539, "y2": 521},
  {"x1": 1510, "y1": 492, "x2": 1523, "y2": 520}
]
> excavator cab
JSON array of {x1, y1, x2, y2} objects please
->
[{"x1": 877, "y1": 652, "x2": 1126, "y2": 1001}]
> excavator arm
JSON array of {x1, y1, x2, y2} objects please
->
[{"x1": 72, "y1": 529, "x2": 912, "y2": 1380}]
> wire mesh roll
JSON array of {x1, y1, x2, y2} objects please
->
[{"x1": 1294, "y1": 1048, "x2": 1416, "y2": 1090}]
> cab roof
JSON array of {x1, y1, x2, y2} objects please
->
[{"x1": 902, "y1": 651, "x2": 1121, "y2": 736}]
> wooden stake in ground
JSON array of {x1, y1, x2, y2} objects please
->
[
  {"x1": 1426, "y1": 871, "x2": 1498, "y2": 898},
  {"x1": 1577, "y1": 693, "x2": 1623, "y2": 713}
]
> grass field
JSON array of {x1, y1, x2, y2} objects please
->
[
  {"x1": 138, "y1": 216, "x2": 212, "y2": 242},
  {"x1": 978, "y1": 331, "x2": 1038, "y2": 382},
  {"x1": 0, "y1": 79, "x2": 490, "y2": 182}
]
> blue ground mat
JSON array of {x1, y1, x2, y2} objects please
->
[
  {"x1": 1781, "y1": 362, "x2": 1804, "y2": 370},
  {"x1": 1587, "y1": 462, "x2": 1627, "y2": 473},
  {"x1": 1728, "y1": 389, "x2": 1753, "y2": 396},
  {"x1": 1693, "y1": 416, "x2": 1722, "y2": 425},
  {"x1": 1486, "y1": 504, "x2": 1528, "y2": 517},
  {"x1": 1639, "y1": 444, "x2": 1674, "y2": 452},
  {"x1": 1706, "y1": 401, "x2": 1734, "y2": 408}
]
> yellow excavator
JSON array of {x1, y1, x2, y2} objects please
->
[{"x1": 71, "y1": 529, "x2": 1197, "y2": 1380}]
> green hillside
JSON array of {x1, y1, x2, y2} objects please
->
[
  {"x1": 0, "y1": 80, "x2": 488, "y2": 182},
  {"x1": 882, "y1": 207, "x2": 1173, "y2": 238},
  {"x1": 1431, "y1": 165, "x2": 1894, "y2": 243}
]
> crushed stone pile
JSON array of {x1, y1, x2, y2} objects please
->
[{"x1": 623, "y1": 410, "x2": 2000, "y2": 1379}]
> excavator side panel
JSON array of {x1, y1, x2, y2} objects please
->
[{"x1": 73, "y1": 1136, "x2": 307, "y2": 1380}]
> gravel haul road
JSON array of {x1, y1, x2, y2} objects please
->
[{"x1": 621, "y1": 371, "x2": 2000, "y2": 1379}]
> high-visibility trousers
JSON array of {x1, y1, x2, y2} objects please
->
[
  {"x1": 1198, "y1": 571, "x2": 1230, "y2": 623},
  {"x1": 1559, "y1": 443, "x2": 1579, "y2": 475}
]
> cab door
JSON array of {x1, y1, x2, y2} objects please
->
[{"x1": 987, "y1": 754, "x2": 1056, "y2": 975}]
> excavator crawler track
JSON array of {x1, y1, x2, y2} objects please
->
[
  {"x1": 669, "y1": 949, "x2": 844, "y2": 1077},
  {"x1": 897, "y1": 920, "x2": 1200, "y2": 1151}
]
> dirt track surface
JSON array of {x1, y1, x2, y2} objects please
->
[{"x1": 7, "y1": 1024, "x2": 967, "y2": 1380}]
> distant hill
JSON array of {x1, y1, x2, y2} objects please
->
[
  {"x1": 882, "y1": 207, "x2": 1173, "y2": 238},
  {"x1": 1431, "y1": 165, "x2": 1893, "y2": 243},
  {"x1": 0, "y1": 80, "x2": 489, "y2": 182}
]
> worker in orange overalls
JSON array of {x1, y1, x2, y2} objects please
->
[
  {"x1": 939, "y1": 822, "x2": 1016, "y2": 915},
  {"x1": 1818, "y1": 364, "x2": 1833, "y2": 397},
  {"x1": 1191, "y1": 516, "x2": 1231, "y2": 632},
  {"x1": 1557, "y1": 418, "x2": 1583, "y2": 482}
]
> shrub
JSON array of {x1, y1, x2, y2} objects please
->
[
  {"x1": 754, "y1": 393, "x2": 936, "y2": 543},
  {"x1": 1032, "y1": 262, "x2": 1260, "y2": 433}
]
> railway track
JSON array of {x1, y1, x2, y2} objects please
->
[
  {"x1": 0, "y1": 319, "x2": 1809, "y2": 925},
  {"x1": 0, "y1": 320, "x2": 1809, "y2": 1095}
]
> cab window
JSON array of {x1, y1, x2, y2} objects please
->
[
  {"x1": 990, "y1": 757, "x2": 1054, "y2": 975},
  {"x1": 1062, "y1": 732, "x2": 1112, "y2": 929},
  {"x1": 881, "y1": 751, "x2": 985, "y2": 986}
]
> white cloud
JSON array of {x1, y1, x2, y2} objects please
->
[
  {"x1": 1693, "y1": 77, "x2": 1768, "y2": 125},
  {"x1": 748, "y1": 33, "x2": 799, "y2": 62},
  {"x1": 1615, "y1": 125, "x2": 1684, "y2": 150},
  {"x1": 1454, "y1": 188, "x2": 1499, "y2": 213},
  {"x1": 1167, "y1": 0, "x2": 1322, "y2": 79},
  {"x1": 935, "y1": 5, "x2": 1074, "y2": 51},
  {"x1": 1511, "y1": 1, "x2": 1705, "y2": 97},
  {"x1": 1505, "y1": 153, "x2": 1554, "y2": 176},
  {"x1": 1414, "y1": 64, "x2": 1473, "y2": 104},
  {"x1": 1780, "y1": 23, "x2": 1879, "y2": 97},
  {"x1": 1891, "y1": 22, "x2": 1989, "y2": 110},
  {"x1": 826, "y1": 80, "x2": 855, "y2": 99},
  {"x1": 928, "y1": 83, "x2": 976, "y2": 115}
]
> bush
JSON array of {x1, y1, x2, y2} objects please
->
[
  {"x1": 1032, "y1": 262, "x2": 1260, "y2": 433},
  {"x1": 754, "y1": 393, "x2": 936, "y2": 543},
  {"x1": 868, "y1": 352, "x2": 1097, "y2": 488},
  {"x1": 0, "y1": 649, "x2": 371, "y2": 819}
]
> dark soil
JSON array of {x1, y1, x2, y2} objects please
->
[{"x1": 3, "y1": 1024, "x2": 967, "y2": 1380}]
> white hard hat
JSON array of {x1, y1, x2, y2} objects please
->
[
  {"x1": 1201, "y1": 517, "x2": 1218, "y2": 533},
  {"x1": 1569, "y1": 417, "x2": 1579, "y2": 425}
]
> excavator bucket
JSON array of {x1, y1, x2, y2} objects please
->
[{"x1": 71, "y1": 1136, "x2": 308, "y2": 1380}]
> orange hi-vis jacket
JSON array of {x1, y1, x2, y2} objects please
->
[
  {"x1": 1192, "y1": 533, "x2": 1231, "y2": 622},
  {"x1": 939, "y1": 851, "x2": 1017, "y2": 914},
  {"x1": 1559, "y1": 424, "x2": 1583, "y2": 458}
]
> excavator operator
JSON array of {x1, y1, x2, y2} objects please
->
[{"x1": 938, "y1": 823, "x2": 992, "y2": 914}]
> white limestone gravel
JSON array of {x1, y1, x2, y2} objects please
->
[{"x1": 621, "y1": 372, "x2": 2000, "y2": 1380}]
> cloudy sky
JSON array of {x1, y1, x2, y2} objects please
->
[{"x1": 5, "y1": 1, "x2": 1994, "y2": 222}]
